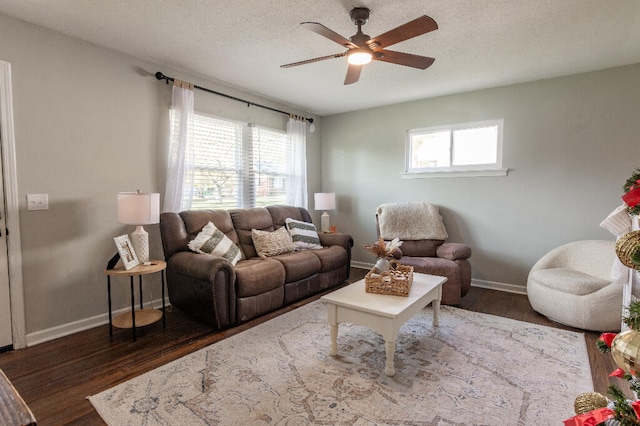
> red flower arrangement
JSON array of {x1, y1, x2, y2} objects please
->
[
  {"x1": 600, "y1": 332, "x2": 618, "y2": 348},
  {"x1": 565, "y1": 330, "x2": 640, "y2": 425},
  {"x1": 623, "y1": 168, "x2": 640, "y2": 216},
  {"x1": 570, "y1": 303, "x2": 640, "y2": 425}
]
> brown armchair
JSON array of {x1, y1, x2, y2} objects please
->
[{"x1": 375, "y1": 202, "x2": 471, "y2": 304}]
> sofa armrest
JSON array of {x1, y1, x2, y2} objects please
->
[
  {"x1": 318, "y1": 232, "x2": 354, "y2": 280},
  {"x1": 169, "y1": 251, "x2": 236, "y2": 282},
  {"x1": 166, "y1": 251, "x2": 237, "y2": 329},
  {"x1": 318, "y1": 232, "x2": 354, "y2": 250},
  {"x1": 436, "y1": 242, "x2": 471, "y2": 261}
]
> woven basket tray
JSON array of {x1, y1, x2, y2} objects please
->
[{"x1": 365, "y1": 260, "x2": 414, "y2": 297}]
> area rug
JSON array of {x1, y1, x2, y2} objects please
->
[{"x1": 89, "y1": 300, "x2": 593, "y2": 425}]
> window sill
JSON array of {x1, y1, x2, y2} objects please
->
[{"x1": 401, "y1": 168, "x2": 509, "y2": 179}]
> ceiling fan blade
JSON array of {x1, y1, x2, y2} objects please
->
[
  {"x1": 344, "y1": 64, "x2": 362, "y2": 85},
  {"x1": 375, "y1": 50, "x2": 435, "y2": 69},
  {"x1": 281, "y1": 52, "x2": 346, "y2": 68},
  {"x1": 368, "y1": 16, "x2": 438, "y2": 49},
  {"x1": 301, "y1": 22, "x2": 358, "y2": 48}
]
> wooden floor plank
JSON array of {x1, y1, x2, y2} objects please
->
[{"x1": 0, "y1": 268, "x2": 621, "y2": 425}]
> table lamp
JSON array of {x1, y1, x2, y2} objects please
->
[
  {"x1": 314, "y1": 192, "x2": 336, "y2": 233},
  {"x1": 117, "y1": 190, "x2": 160, "y2": 263}
]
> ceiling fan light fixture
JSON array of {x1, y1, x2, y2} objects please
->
[
  {"x1": 281, "y1": 9, "x2": 438, "y2": 85},
  {"x1": 347, "y1": 48, "x2": 372, "y2": 65}
]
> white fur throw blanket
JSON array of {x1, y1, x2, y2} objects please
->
[{"x1": 377, "y1": 202, "x2": 449, "y2": 240}]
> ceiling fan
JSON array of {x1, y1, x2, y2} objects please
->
[{"x1": 281, "y1": 7, "x2": 438, "y2": 85}]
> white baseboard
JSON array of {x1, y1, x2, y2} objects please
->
[
  {"x1": 471, "y1": 278, "x2": 527, "y2": 295},
  {"x1": 26, "y1": 298, "x2": 171, "y2": 347},
  {"x1": 350, "y1": 261, "x2": 374, "y2": 270}
]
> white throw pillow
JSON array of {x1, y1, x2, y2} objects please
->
[
  {"x1": 188, "y1": 221, "x2": 242, "y2": 266},
  {"x1": 285, "y1": 218, "x2": 322, "y2": 250},
  {"x1": 251, "y1": 226, "x2": 295, "y2": 258}
]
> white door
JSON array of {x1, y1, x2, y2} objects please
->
[{"x1": 0, "y1": 128, "x2": 10, "y2": 348}]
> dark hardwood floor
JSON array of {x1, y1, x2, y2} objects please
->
[{"x1": 0, "y1": 268, "x2": 622, "y2": 425}]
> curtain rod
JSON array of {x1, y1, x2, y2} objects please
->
[{"x1": 155, "y1": 72, "x2": 313, "y2": 124}]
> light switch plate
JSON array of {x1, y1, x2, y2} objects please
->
[{"x1": 27, "y1": 194, "x2": 49, "y2": 211}]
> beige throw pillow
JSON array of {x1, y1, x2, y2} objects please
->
[{"x1": 251, "y1": 226, "x2": 295, "y2": 258}]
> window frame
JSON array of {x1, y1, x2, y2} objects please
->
[
  {"x1": 402, "y1": 119, "x2": 508, "y2": 178},
  {"x1": 171, "y1": 109, "x2": 291, "y2": 210}
]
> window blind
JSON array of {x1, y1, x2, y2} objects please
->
[{"x1": 171, "y1": 110, "x2": 289, "y2": 210}]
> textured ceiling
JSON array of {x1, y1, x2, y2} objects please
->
[{"x1": 1, "y1": 0, "x2": 640, "y2": 116}]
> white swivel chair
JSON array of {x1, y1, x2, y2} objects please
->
[{"x1": 527, "y1": 240, "x2": 621, "y2": 332}]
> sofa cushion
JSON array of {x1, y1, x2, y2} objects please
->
[
  {"x1": 271, "y1": 250, "x2": 321, "y2": 282},
  {"x1": 267, "y1": 205, "x2": 309, "y2": 227},
  {"x1": 180, "y1": 209, "x2": 240, "y2": 244},
  {"x1": 399, "y1": 256, "x2": 459, "y2": 278},
  {"x1": 230, "y1": 208, "x2": 275, "y2": 258},
  {"x1": 252, "y1": 227, "x2": 295, "y2": 258},
  {"x1": 285, "y1": 218, "x2": 322, "y2": 250},
  {"x1": 529, "y1": 268, "x2": 610, "y2": 296},
  {"x1": 187, "y1": 221, "x2": 242, "y2": 265},
  {"x1": 234, "y1": 258, "x2": 285, "y2": 298},
  {"x1": 397, "y1": 239, "x2": 444, "y2": 257},
  {"x1": 311, "y1": 245, "x2": 348, "y2": 273}
]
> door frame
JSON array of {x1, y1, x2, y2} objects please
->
[{"x1": 0, "y1": 60, "x2": 26, "y2": 349}]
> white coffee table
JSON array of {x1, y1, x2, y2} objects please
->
[{"x1": 321, "y1": 272, "x2": 446, "y2": 376}]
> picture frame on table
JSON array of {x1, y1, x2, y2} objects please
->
[{"x1": 113, "y1": 234, "x2": 139, "y2": 270}]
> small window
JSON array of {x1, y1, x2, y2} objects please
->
[{"x1": 403, "y1": 119, "x2": 507, "y2": 178}]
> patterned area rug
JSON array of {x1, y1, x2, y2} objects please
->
[{"x1": 89, "y1": 300, "x2": 592, "y2": 425}]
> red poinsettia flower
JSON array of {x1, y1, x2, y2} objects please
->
[
  {"x1": 609, "y1": 368, "x2": 626, "y2": 378},
  {"x1": 623, "y1": 186, "x2": 640, "y2": 208},
  {"x1": 599, "y1": 332, "x2": 617, "y2": 348},
  {"x1": 563, "y1": 407, "x2": 615, "y2": 426},
  {"x1": 632, "y1": 401, "x2": 640, "y2": 419}
]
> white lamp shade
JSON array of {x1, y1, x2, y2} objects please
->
[
  {"x1": 314, "y1": 193, "x2": 336, "y2": 211},
  {"x1": 117, "y1": 192, "x2": 160, "y2": 225}
]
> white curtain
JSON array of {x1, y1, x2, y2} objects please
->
[
  {"x1": 163, "y1": 81, "x2": 195, "y2": 212},
  {"x1": 286, "y1": 116, "x2": 308, "y2": 208}
]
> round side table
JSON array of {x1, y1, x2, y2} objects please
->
[{"x1": 103, "y1": 260, "x2": 167, "y2": 341}]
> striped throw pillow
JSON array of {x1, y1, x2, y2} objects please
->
[
  {"x1": 285, "y1": 218, "x2": 322, "y2": 250},
  {"x1": 188, "y1": 221, "x2": 242, "y2": 265}
]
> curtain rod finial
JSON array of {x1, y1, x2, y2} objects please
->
[{"x1": 155, "y1": 72, "x2": 165, "y2": 80}]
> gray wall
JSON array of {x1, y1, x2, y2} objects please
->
[
  {"x1": 322, "y1": 63, "x2": 640, "y2": 289},
  {"x1": 0, "y1": 13, "x2": 320, "y2": 341}
]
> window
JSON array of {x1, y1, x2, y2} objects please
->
[
  {"x1": 172, "y1": 111, "x2": 291, "y2": 210},
  {"x1": 403, "y1": 119, "x2": 507, "y2": 178}
]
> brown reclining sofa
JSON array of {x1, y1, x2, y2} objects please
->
[{"x1": 160, "y1": 205, "x2": 353, "y2": 329}]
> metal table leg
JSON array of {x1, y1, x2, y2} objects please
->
[
  {"x1": 107, "y1": 276, "x2": 112, "y2": 337},
  {"x1": 161, "y1": 270, "x2": 166, "y2": 328},
  {"x1": 138, "y1": 275, "x2": 143, "y2": 310},
  {"x1": 130, "y1": 276, "x2": 136, "y2": 341}
]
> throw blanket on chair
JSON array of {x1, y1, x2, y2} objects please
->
[{"x1": 377, "y1": 202, "x2": 449, "y2": 240}]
